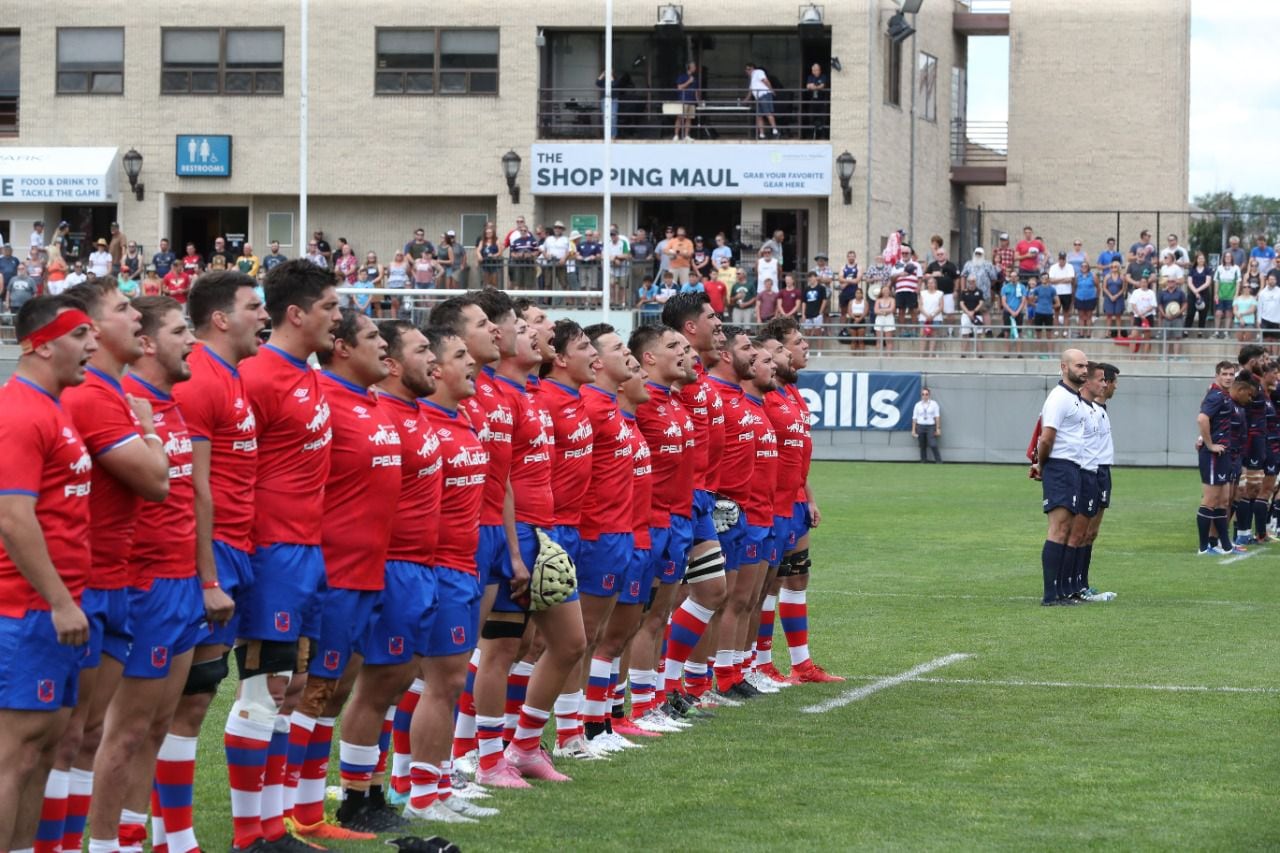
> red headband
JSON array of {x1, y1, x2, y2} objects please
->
[{"x1": 20, "y1": 309, "x2": 95, "y2": 354}]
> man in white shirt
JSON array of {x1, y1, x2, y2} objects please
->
[
  {"x1": 1048, "y1": 251, "x2": 1076, "y2": 332},
  {"x1": 911, "y1": 388, "x2": 942, "y2": 463},
  {"x1": 88, "y1": 237, "x2": 113, "y2": 277},
  {"x1": 1258, "y1": 272, "x2": 1280, "y2": 336},
  {"x1": 540, "y1": 220, "x2": 571, "y2": 290},
  {"x1": 755, "y1": 245, "x2": 780, "y2": 299},
  {"x1": 61, "y1": 262, "x2": 88, "y2": 291},
  {"x1": 742, "y1": 62, "x2": 779, "y2": 139},
  {"x1": 28, "y1": 220, "x2": 45, "y2": 252},
  {"x1": 1164, "y1": 233, "x2": 1190, "y2": 270}
]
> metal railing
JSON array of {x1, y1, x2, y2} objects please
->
[
  {"x1": 0, "y1": 95, "x2": 17, "y2": 137},
  {"x1": 951, "y1": 119, "x2": 1007, "y2": 165},
  {"x1": 538, "y1": 86, "x2": 832, "y2": 141}
]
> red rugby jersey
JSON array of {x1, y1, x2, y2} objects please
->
[
  {"x1": 766, "y1": 388, "x2": 808, "y2": 518},
  {"x1": 537, "y1": 379, "x2": 595, "y2": 527},
  {"x1": 239, "y1": 345, "x2": 332, "y2": 547},
  {"x1": 501, "y1": 374, "x2": 555, "y2": 528},
  {"x1": 0, "y1": 378, "x2": 92, "y2": 616},
  {"x1": 63, "y1": 366, "x2": 144, "y2": 590},
  {"x1": 704, "y1": 369, "x2": 726, "y2": 493},
  {"x1": 742, "y1": 392, "x2": 778, "y2": 526},
  {"x1": 421, "y1": 401, "x2": 488, "y2": 574},
  {"x1": 381, "y1": 392, "x2": 442, "y2": 567},
  {"x1": 578, "y1": 385, "x2": 633, "y2": 539},
  {"x1": 675, "y1": 363, "x2": 712, "y2": 492},
  {"x1": 625, "y1": 411, "x2": 653, "y2": 549},
  {"x1": 459, "y1": 366, "x2": 514, "y2": 527},
  {"x1": 635, "y1": 382, "x2": 693, "y2": 525},
  {"x1": 172, "y1": 343, "x2": 258, "y2": 552},
  {"x1": 317, "y1": 372, "x2": 401, "y2": 590},
  {"x1": 707, "y1": 376, "x2": 758, "y2": 507},
  {"x1": 785, "y1": 383, "x2": 813, "y2": 502},
  {"x1": 123, "y1": 375, "x2": 195, "y2": 581}
]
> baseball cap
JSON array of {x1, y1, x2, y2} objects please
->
[
  {"x1": 446, "y1": 229, "x2": 456, "y2": 237},
  {"x1": 553, "y1": 221, "x2": 565, "y2": 228},
  {"x1": 999, "y1": 232, "x2": 1009, "y2": 240},
  {"x1": 814, "y1": 251, "x2": 828, "y2": 259},
  {"x1": 57, "y1": 220, "x2": 68, "y2": 228},
  {"x1": 974, "y1": 247, "x2": 985, "y2": 254}
]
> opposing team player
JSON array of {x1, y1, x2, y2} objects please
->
[
  {"x1": 0, "y1": 296, "x2": 95, "y2": 853},
  {"x1": 1233, "y1": 345, "x2": 1268, "y2": 545},
  {"x1": 165, "y1": 271, "x2": 266, "y2": 853},
  {"x1": 1197, "y1": 362, "x2": 1249, "y2": 555},
  {"x1": 52, "y1": 280, "x2": 171, "y2": 853},
  {"x1": 222, "y1": 260, "x2": 339, "y2": 852}
]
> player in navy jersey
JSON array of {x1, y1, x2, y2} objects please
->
[
  {"x1": 1197, "y1": 362, "x2": 1249, "y2": 554},
  {"x1": 0, "y1": 296, "x2": 95, "y2": 853},
  {"x1": 1232, "y1": 345, "x2": 1268, "y2": 545}
]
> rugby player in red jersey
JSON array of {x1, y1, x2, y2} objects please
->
[
  {"x1": 52, "y1": 280, "x2": 170, "y2": 853},
  {"x1": 163, "y1": 272, "x2": 265, "y2": 852},
  {"x1": 345, "y1": 322, "x2": 445, "y2": 826},
  {"x1": 286, "y1": 309, "x2": 403, "y2": 840},
  {"x1": 766, "y1": 317, "x2": 842, "y2": 683},
  {"x1": 406, "y1": 328, "x2": 490, "y2": 822},
  {"x1": 0, "y1": 296, "x2": 95, "y2": 853},
  {"x1": 88, "y1": 296, "x2": 202, "y2": 852},
  {"x1": 575, "y1": 324, "x2": 640, "y2": 753},
  {"x1": 222, "y1": 260, "x2": 340, "y2": 852}
]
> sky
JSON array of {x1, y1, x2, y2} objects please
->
[{"x1": 964, "y1": 0, "x2": 1277, "y2": 202}]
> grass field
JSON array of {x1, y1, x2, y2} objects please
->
[{"x1": 186, "y1": 462, "x2": 1280, "y2": 851}]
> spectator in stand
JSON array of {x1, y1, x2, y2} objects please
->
[
  {"x1": 756, "y1": 244, "x2": 780, "y2": 297},
  {"x1": 1074, "y1": 260, "x2": 1098, "y2": 337},
  {"x1": 508, "y1": 222, "x2": 538, "y2": 290},
  {"x1": 162, "y1": 263, "x2": 192, "y2": 304},
  {"x1": 152, "y1": 238, "x2": 176, "y2": 277},
  {"x1": 1101, "y1": 259, "x2": 1126, "y2": 338},
  {"x1": 911, "y1": 388, "x2": 942, "y2": 463},
  {"x1": 182, "y1": 242, "x2": 203, "y2": 274},
  {"x1": 1015, "y1": 226, "x2": 1046, "y2": 283},
  {"x1": 108, "y1": 221, "x2": 127, "y2": 273},
  {"x1": 406, "y1": 226, "x2": 436, "y2": 260},
  {"x1": 1129, "y1": 275, "x2": 1158, "y2": 353},
  {"x1": 1065, "y1": 239, "x2": 1088, "y2": 278},
  {"x1": 673, "y1": 61, "x2": 700, "y2": 141},
  {"x1": 140, "y1": 266, "x2": 163, "y2": 297},
  {"x1": 864, "y1": 253, "x2": 893, "y2": 309},
  {"x1": 958, "y1": 276, "x2": 986, "y2": 353},
  {"x1": 655, "y1": 270, "x2": 678, "y2": 303},
  {"x1": 813, "y1": 252, "x2": 835, "y2": 316},
  {"x1": 840, "y1": 250, "x2": 860, "y2": 298},
  {"x1": 88, "y1": 237, "x2": 113, "y2": 277},
  {"x1": 52, "y1": 221, "x2": 72, "y2": 259},
  {"x1": 540, "y1": 221, "x2": 571, "y2": 290},
  {"x1": 334, "y1": 241, "x2": 358, "y2": 284},
  {"x1": 1185, "y1": 251, "x2": 1213, "y2": 337},
  {"x1": 1158, "y1": 249, "x2": 1185, "y2": 292},
  {"x1": 1096, "y1": 237, "x2": 1123, "y2": 270},
  {"x1": 778, "y1": 274, "x2": 801, "y2": 320},
  {"x1": 578, "y1": 229, "x2": 603, "y2": 293},
  {"x1": 121, "y1": 240, "x2": 143, "y2": 282},
  {"x1": 412, "y1": 243, "x2": 442, "y2": 290},
  {"x1": 1124, "y1": 249, "x2": 1152, "y2": 320},
  {"x1": 873, "y1": 282, "x2": 896, "y2": 352},
  {"x1": 305, "y1": 239, "x2": 327, "y2": 268},
  {"x1": 1233, "y1": 280, "x2": 1258, "y2": 342},
  {"x1": 1028, "y1": 274, "x2": 1058, "y2": 354},
  {"x1": 1165, "y1": 233, "x2": 1190, "y2": 270},
  {"x1": 678, "y1": 275, "x2": 704, "y2": 295},
  {"x1": 27, "y1": 220, "x2": 44, "y2": 252},
  {"x1": 891, "y1": 246, "x2": 922, "y2": 329},
  {"x1": 352, "y1": 265, "x2": 374, "y2": 316},
  {"x1": 845, "y1": 287, "x2": 868, "y2": 351},
  {"x1": 961, "y1": 247, "x2": 997, "y2": 303},
  {"x1": 691, "y1": 236, "x2": 713, "y2": 282},
  {"x1": 43, "y1": 247, "x2": 67, "y2": 295},
  {"x1": 730, "y1": 270, "x2": 755, "y2": 325},
  {"x1": 386, "y1": 249, "x2": 412, "y2": 315},
  {"x1": 665, "y1": 225, "x2": 694, "y2": 286},
  {"x1": 208, "y1": 236, "x2": 230, "y2": 269},
  {"x1": 1129, "y1": 229, "x2": 1156, "y2": 267},
  {"x1": 312, "y1": 230, "x2": 332, "y2": 265},
  {"x1": 805, "y1": 62, "x2": 830, "y2": 139},
  {"x1": 4, "y1": 263, "x2": 36, "y2": 312},
  {"x1": 1251, "y1": 234, "x2": 1276, "y2": 278},
  {"x1": 1243, "y1": 257, "x2": 1264, "y2": 294},
  {"x1": 363, "y1": 250, "x2": 385, "y2": 316},
  {"x1": 993, "y1": 232, "x2": 1016, "y2": 282},
  {"x1": 755, "y1": 277, "x2": 779, "y2": 324},
  {"x1": 237, "y1": 243, "x2": 261, "y2": 278},
  {"x1": 1157, "y1": 272, "x2": 1186, "y2": 356},
  {"x1": 711, "y1": 233, "x2": 733, "y2": 268},
  {"x1": 926, "y1": 247, "x2": 959, "y2": 323},
  {"x1": 704, "y1": 264, "x2": 728, "y2": 319},
  {"x1": 760, "y1": 229, "x2": 786, "y2": 272},
  {"x1": 918, "y1": 276, "x2": 944, "y2": 356},
  {"x1": 612, "y1": 225, "x2": 635, "y2": 292},
  {"x1": 0, "y1": 245, "x2": 17, "y2": 293},
  {"x1": 475, "y1": 222, "x2": 503, "y2": 288},
  {"x1": 636, "y1": 275, "x2": 661, "y2": 321},
  {"x1": 439, "y1": 230, "x2": 466, "y2": 287},
  {"x1": 63, "y1": 261, "x2": 88, "y2": 290},
  {"x1": 1259, "y1": 271, "x2": 1280, "y2": 341},
  {"x1": 501, "y1": 217, "x2": 525, "y2": 250},
  {"x1": 1226, "y1": 235, "x2": 1246, "y2": 269},
  {"x1": 117, "y1": 262, "x2": 140, "y2": 299},
  {"x1": 1048, "y1": 251, "x2": 1075, "y2": 336},
  {"x1": 1000, "y1": 274, "x2": 1028, "y2": 356},
  {"x1": 742, "y1": 61, "x2": 780, "y2": 139},
  {"x1": 802, "y1": 270, "x2": 829, "y2": 337},
  {"x1": 655, "y1": 226, "x2": 674, "y2": 280}
]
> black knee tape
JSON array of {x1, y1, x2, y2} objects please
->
[
  {"x1": 234, "y1": 640, "x2": 299, "y2": 678},
  {"x1": 790, "y1": 548, "x2": 811, "y2": 577},
  {"x1": 183, "y1": 650, "x2": 230, "y2": 695},
  {"x1": 643, "y1": 584, "x2": 659, "y2": 613},
  {"x1": 481, "y1": 616, "x2": 527, "y2": 640},
  {"x1": 776, "y1": 556, "x2": 796, "y2": 578},
  {"x1": 685, "y1": 548, "x2": 726, "y2": 584}
]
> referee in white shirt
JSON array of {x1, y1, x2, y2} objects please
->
[{"x1": 911, "y1": 388, "x2": 942, "y2": 462}]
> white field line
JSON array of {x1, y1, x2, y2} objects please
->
[
  {"x1": 800, "y1": 653, "x2": 972, "y2": 714},
  {"x1": 822, "y1": 589, "x2": 1271, "y2": 608},
  {"x1": 1220, "y1": 549, "x2": 1258, "y2": 566},
  {"x1": 833, "y1": 675, "x2": 1280, "y2": 696}
]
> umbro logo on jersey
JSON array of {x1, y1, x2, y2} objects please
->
[
  {"x1": 62, "y1": 427, "x2": 77, "y2": 445},
  {"x1": 352, "y1": 405, "x2": 372, "y2": 419},
  {"x1": 294, "y1": 388, "x2": 310, "y2": 402}
]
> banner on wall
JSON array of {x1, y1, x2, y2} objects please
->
[
  {"x1": 531, "y1": 143, "x2": 832, "y2": 196},
  {"x1": 0, "y1": 148, "x2": 118, "y2": 202},
  {"x1": 794, "y1": 371, "x2": 922, "y2": 431}
]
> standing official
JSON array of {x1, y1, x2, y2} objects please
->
[{"x1": 911, "y1": 389, "x2": 942, "y2": 463}]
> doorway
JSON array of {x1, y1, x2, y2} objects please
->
[
  {"x1": 57, "y1": 205, "x2": 119, "y2": 262},
  {"x1": 635, "y1": 199, "x2": 741, "y2": 250},
  {"x1": 762, "y1": 208, "x2": 810, "y2": 274},
  {"x1": 171, "y1": 206, "x2": 249, "y2": 258}
]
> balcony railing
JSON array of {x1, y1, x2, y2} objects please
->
[
  {"x1": 956, "y1": 0, "x2": 1011, "y2": 12},
  {"x1": 951, "y1": 119, "x2": 1007, "y2": 165},
  {"x1": 0, "y1": 95, "x2": 17, "y2": 137},
  {"x1": 538, "y1": 86, "x2": 832, "y2": 141}
]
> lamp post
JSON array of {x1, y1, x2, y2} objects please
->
[
  {"x1": 122, "y1": 148, "x2": 145, "y2": 201},
  {"x1": 836, "y1": 150, "x2": 856, "y2": 205},
  {"x1": 502, "y1": 149, "x2": 521, "y2": 204}
]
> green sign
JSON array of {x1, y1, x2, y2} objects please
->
[{"x1": 570, "y1": 214, "x2": 599, "y2": 237}]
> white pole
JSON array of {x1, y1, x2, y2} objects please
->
[
  {"x1": 601, "y1": 0, "x2": 613, "y2": 325},
  {"x1": 298, "y1": 0, "x2": 309, "y2": 251}
]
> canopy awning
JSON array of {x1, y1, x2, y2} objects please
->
[{"x1": 0, "y1": 147, "x2": 119, "y2": 203}]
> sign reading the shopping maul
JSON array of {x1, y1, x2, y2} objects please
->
[
  {"x1": 531, "y1": 143, "x2": 832, "y2": 196},
  {"x1": 175, "y1": 135, "x2": 232, "y2": 177},
  {"x1": 795, "y1": 371, "x2": 921, "y2": 431}
]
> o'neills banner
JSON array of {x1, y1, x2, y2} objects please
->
[{"x1": 531, "y1": 143, "x2": 833, "y2": 197}]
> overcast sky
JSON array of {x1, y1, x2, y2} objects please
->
[{"x1": 966, "y1": 0, "x2": 1275, "y2": 202}]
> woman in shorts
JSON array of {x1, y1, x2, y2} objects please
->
[
  {"x1": 1234, "y1": 285, "x2": 1258, "y2": 342},
  {"x1": 874, "y1": 285, "x2": 897, "y2": 353},
  {"x1": 1213, "y1": 250, "x2": 1241, "y2": 338},
  {"x1": 1102, "y1": 260, "x2": 1126, "y2": 338},
  {"x1": 1074, "y1": 260, "x2": 1098, "y2": 337}
]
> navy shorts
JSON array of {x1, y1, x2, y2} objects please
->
[
  {"x1": 308, "y1": 586, "x2": 380, "y2": 678},
  {"x1": 1245, "y1": 434, "x2": 1266, "y2": 471},
  {"x1": 83, "y1": 586, "x2": 132, "y2": 668},
  {"x1": 1078, "y1": 469, "x2": 1101, "y2": 519},
  {"x1": 618, "y1": 545, "x2": 656, "y2": 606},
  {"x1": 204, "y1": 540, "x2": 254, "y2": 647},
  {"x1": 1041, "y1": 458, "x2": 1082, "y2": 514},
  {"x1": 476, "y1": 524, "x2": 509, "y2": 587},
  {"x1": 124, "y1": 577, "x2": 208, "y2": 679},
  {"x1": 737, "y1": 523, "x2": 772, "y2": 566},
  {"x1": 1230, "y1": 454, "x2": 1243, "y2": 483},
  {"x1": 1266, "y1": 453, "x2": 1280, "y2": 478},
  {"x1": 427, "y1": 568, "x2": 482, "y2": 658},
  {"x1": 718, "y1": 513, "x2": 747, "y2": 572},
  {"x1": 364, "y1": 561, "x2": 438, "y2": 665},
  {"x1": 492, "y1": 523, "x2": 538, "y2": 614},
  {"x1": 1097, "y1": 465, "x2": 1113, "y2": 509},
  {"x1": 241, "y1": 543, "x2": 326, "y2": 642},
  {"x1": 578, "y1": 533, "x2": 633, "y2": 598},
  {"x1": 1197, "y1": 448, "x2": 1226, "y2": 486},
  {"x1": 662, "y1": 514, "x2": 693, "y2": 585},
  {"x1": 0, "y1": 611, "x2": 83, "y2": 710},
  {"x1": 691, "y1": 490, "x2": 719, "y2": 543},
  {"x1": 1075, "y1": 298, "x2": 1098, "y2": 312}
]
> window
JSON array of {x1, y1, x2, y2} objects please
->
[
  {"x1": 0, "y1": 31, "x2": 17, "y2": 134},
  {"x1": 918, "y1": 52, "x2": 937, "y2": 122},
  {"x1": 57, "y1": 28, "x2": 123, "y2": 94},
  {"x1": 162, "y1": 29, "x2": 283, "y2": 95},
  {"x1": 460, "y1": 213, "x2": 489, "y2": 248},
  {"x1": 266, "y1": 213, "x2": 293, "y2": 248},
  {"x1": 884, "y1": 37, "x2": 902, "y2": 107},
  {"x1": 375, "y1": 29, "x2": 498, "y2": 95}
]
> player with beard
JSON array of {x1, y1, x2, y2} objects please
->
[
  {"x1": 162, "y1": 272, "x2": 266, "y2": 853},
  {"x1": 49, "y1": 281, "x2": 171, "y2": 853},
  {"x1": 1196, "y1": 362, "x2": 1246, "y2": 554},
  {"x1": 221, "y1": 260, "x2": 340, "y2": 852},
  {"x1": 737, "y1": 337, "x2": 780, "y2": 687},
  {"x1": 404, "y1": 328, "x2": 489, "y2": 822},
  {"x1": 286, "y1": 311, "x2": 405, "y2": 839},
  {"x1": 0, "y1": 297, "x2": 95, "y2": 853},
  {"x1": 574, "y1": 324, "x2": 640, "y2": 754},
  {"x1": 88, "y1": 297, "x2": 201, "y2": 852}
]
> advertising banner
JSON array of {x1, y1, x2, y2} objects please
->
[{"x1": 794, "y1": 371, "x2": 922, "y2": 431}]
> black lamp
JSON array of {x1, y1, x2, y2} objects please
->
[
  {"x1": 122, "y1": 148, "x2": 144, "y2": 201},
  {"x1": 836, "y1": 151, "x2": 856, "y2": 205},
  {"x1": 502, "y1": 149, "x2": 521, "y2": 204},
  {"x1": 887, "y1": 12, "x2": 915, "y2": 43}
]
